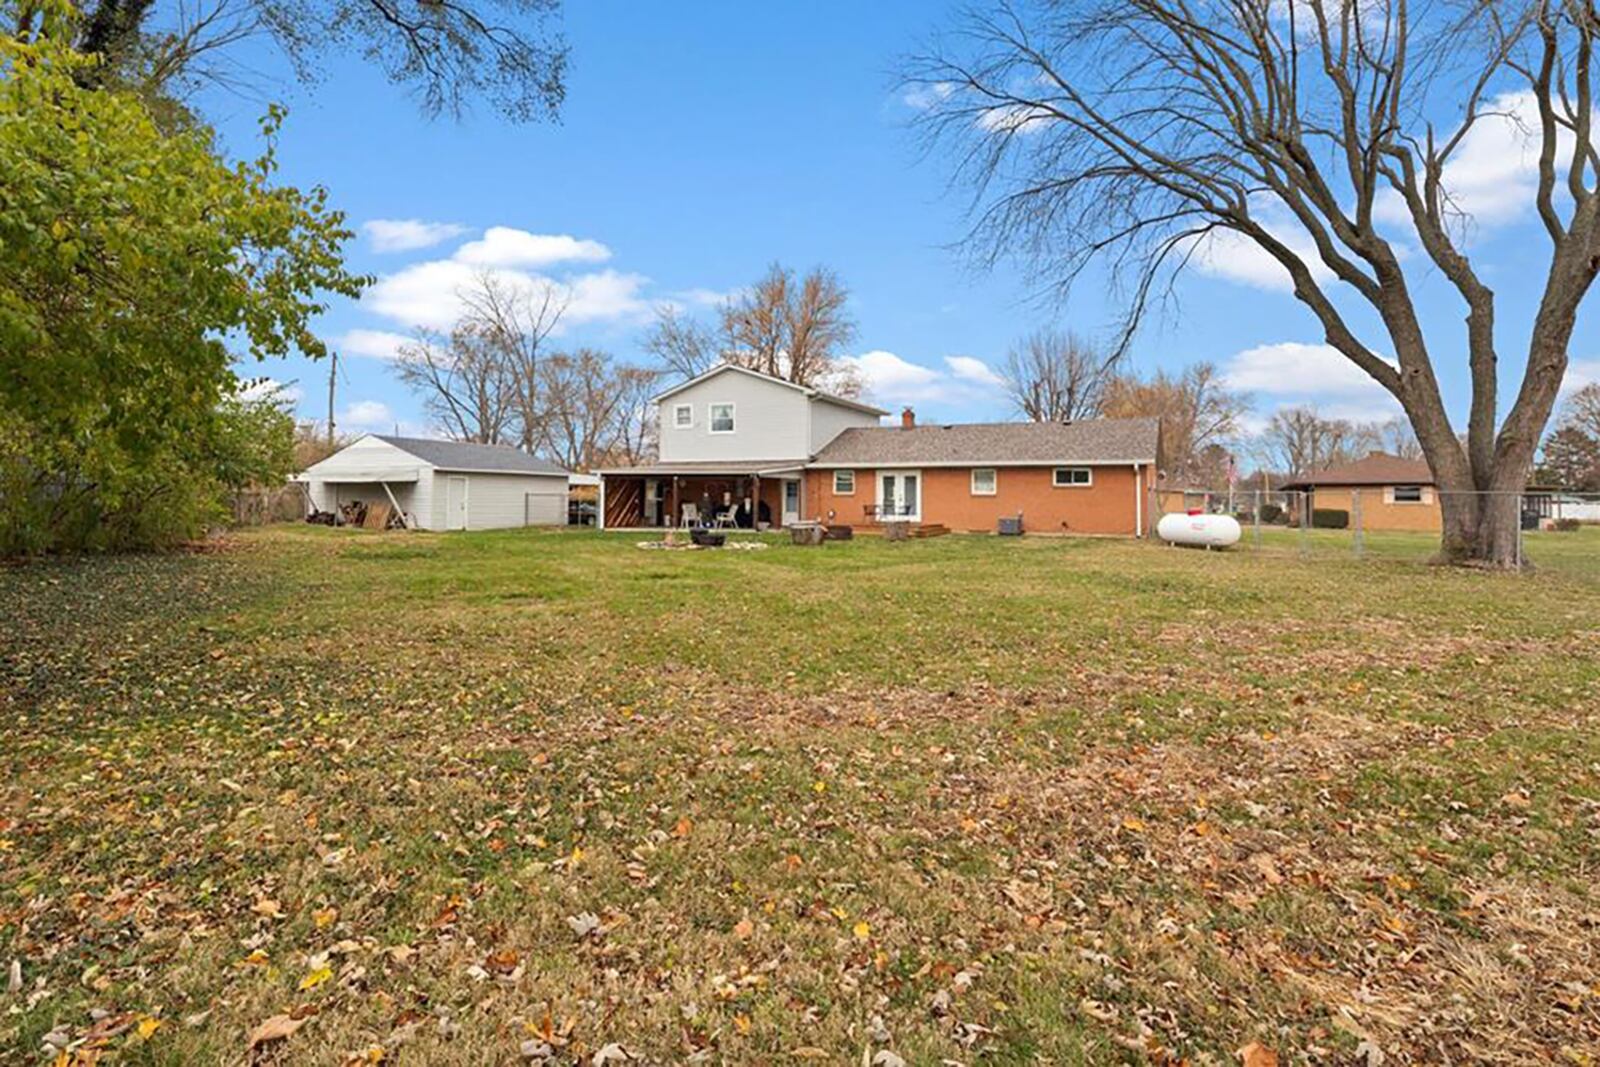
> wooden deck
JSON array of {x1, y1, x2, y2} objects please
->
[{"x1": 851, "y1": 522, "x2": 950, "y2": 539}]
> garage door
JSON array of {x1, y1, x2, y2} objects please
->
[{"x1": 524, "y1": 491, "x2": 567, "y2": 526}]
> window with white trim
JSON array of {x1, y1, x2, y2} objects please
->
[
  {"x1": 709, "y1": 402, "x2": 735, "y2": 433},
  {"x1": 833, "y1": 470, "x2": 855, "y2": 494},
  {"x1": 1391, "y1": 485, "x2": 1424, "y2": 503},
  {"x1": 673, "y1": 403, "x2": 693, "y2": 429},
  {"x1": 970, "y1": 468, "x2": 997, "y2": 495},
  {"x1": 1053, "y1": 467, "x2": 1093, "y2": 487}
]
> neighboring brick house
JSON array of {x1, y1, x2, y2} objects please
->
[
  {"x1": 597, "y1": 364, "x2": 1161, "y2": 537},
  {"x1": 1280, "y1": 452, "x2": 1439, "y2": 531}
]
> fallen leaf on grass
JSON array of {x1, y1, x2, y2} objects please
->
[
  {"x1": 733, "y1": 918, "x2": 754, "y2": 940},
  {"x1": 852, "y1": 921, "x2": 871, "y2": 941},
  {"x1": 1238, "y1": 1041, "x2": 1279, "y2": 1067},
  {"x1": 567, "y1": 912, "x2": 602, "y2": 940},
  {"x1": 299, "y1": 966, "x2": 333, "y2": 991},
  {"x1": 247, "y1": 1014, "x2": 306, "y2": 1050}
]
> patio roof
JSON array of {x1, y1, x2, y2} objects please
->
[{"x1": 597, "y1": 460, "x2": 808, "y2": 477}]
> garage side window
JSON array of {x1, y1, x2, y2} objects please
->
[
  {"x1": 673, "y1": 404, "x2": 693, "y2": 429},
  {"x1": 970, "y1": 468, "x2": 997, "y2": 495},
  {"x1": 1391, "y1": 485, "x2": 1424, "y2": 503},
  {"x1": 1053, "y1": 467, "x2": 1092, "y2": 487},
  {"x1": 709, "y1": 402, "x2": 735, "y2": 434},
  {"x1": 833, "y1": 470, "x2": 855, "y2": 494}
]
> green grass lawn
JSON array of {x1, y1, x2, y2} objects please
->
[{"x1": 3, "y1": 526, "x2": 1598, "y2": 1063}]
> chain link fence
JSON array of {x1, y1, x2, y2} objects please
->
[{"x1": 1154, "y1": 486, "x2": 1600, "y2": 579}]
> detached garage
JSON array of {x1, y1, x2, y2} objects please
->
[{"x1": 296, "y1": 434, "x2": 573, "y2": 531}]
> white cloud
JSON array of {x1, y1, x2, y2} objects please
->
[
  {"x1": 363, "y1": 219, "x2": 468, "y2": 253},
  {"x1": 839, "y1": 350, "x2": 1006, "y2": 410},
  {"x1": 454, "y1": 227, "x2": 611, "y2": 269},
  {"x1": 669, "y1": 286, "x2": 744, "y2": 309},
  {"x1": 1223, "y1": 341, "x2": 1391, "y2": 396},
  {"x1": 944, "y1": 354, "x2": 1004, "y2": 387},
  {"x1": 236, "y1": 377, "x2": 302, "y2": 404},
  {"x1": 1375, "y1": 90, "x2": 1578, "y2": 232},
  {"x1": 562, "y1": 269, "x2": 653, "y2": 325},
  {"x1": 975, "y1": 102, "x2": 1052, "y2": 135},
  {"x1": 902, "y1": 81, "x2": 954, "y2": 110},
  {"x1": 359, "y1": 225, "x2": 647, "y2": 332},
  {"x1": 337, "y1": 328, "x2": 415, "y2": 362},
  {"x1": 1188, "y1": 220, "x2": 1335, "y2": 293},
  {"x1": 1562, "y1": 358, "x2": 1600, "y2": 396},
  {"x1": 340, "y1": 399, "x2": 395, "y2": 432},
  {"x1": 1223, "y1": 341, "x2": 1402, "y2": 423}
]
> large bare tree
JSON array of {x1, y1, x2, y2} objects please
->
[
  {"x1": 1256, "y1": 406, "x2": 1371, "y2": 476},
  {"x1": 29, "y1": 0, "x2": 568, "y2": 122},
  {"x1": 394, "y1": 324, "x2": 517, "y2": 444},
  {"x1": 1001, "y1": 327, "x2": 1111, "y2": 421},
  {"x1": 458, "y1": 271, "x2": 567, "y2": 455},
  {"x1": 1566, "y1": 381, "x2": 1600, "y2": 438},
  {"x1": 1102, "y1": 362, "x2": 1248, "y2": 481},
  {"x1": 642, "y1": 262, "x2": 863, "y2": 396},
  {"x1": 910, "y1": 0, "x2": 1600, "y2": 567}
]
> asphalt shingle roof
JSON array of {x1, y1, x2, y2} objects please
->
[
  {"x1": 809, "y1": 417, "x2": 1161, "y2": 466},
  {"x1": 375, "y1": 435, "x2": 570, "y2": 476},
  {"x1": 1279, "y1": 452, "x2": 1434, "y2": 490}
]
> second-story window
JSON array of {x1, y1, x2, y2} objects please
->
[
  {"x1": 673, "y1": 404, "x2": 693, "y2": 429},
  {"x1": 709, "y1": 402, "x2": 735, "y2": 433}
]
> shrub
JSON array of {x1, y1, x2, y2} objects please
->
[
  {"x1": 1552, "y1": 517, "x2": 1582, "y2": 532},
  {"x1": 1259, "y1": 502, "x2": 1284, "y2": 524},
  {"x1": 1312, "y1": 508, "x2": 1350, "y2": 529}
]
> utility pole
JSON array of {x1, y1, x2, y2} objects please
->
[{"x1": 326, "y1": 350, "x2": 338, "y2": 448}]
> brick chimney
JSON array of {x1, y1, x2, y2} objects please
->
[{"x1": 901, "y1": 406, "x2": 916, "y2": 429}]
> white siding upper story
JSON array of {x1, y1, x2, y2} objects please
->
[
  {"x1": 656, "y1": 366, "x2": 883, "y2": 464},
  {"x1": 809, "y1": 397, "x2": 880, "y2": 454}
]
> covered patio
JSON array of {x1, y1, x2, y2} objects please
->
[{"x1": 598, "y1": 462, "x2": 807, "y2": 530}]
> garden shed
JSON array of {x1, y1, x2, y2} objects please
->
[{"x1": 296, "y1": 434, "x2": 572, "y2": 531}]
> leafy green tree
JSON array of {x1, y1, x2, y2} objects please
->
[{"x1": 0, "y1": 15, "x2": 365, "y2": 552}]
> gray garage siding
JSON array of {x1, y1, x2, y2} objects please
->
[{"x1": 432, "y1": 471, "x2": 569, "y2": 529}]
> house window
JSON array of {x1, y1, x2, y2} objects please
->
[
  {"x1": 673, "y1": 404, "x2": 693, "y2": 429},
  {"x1": 1053, "y1": 467, "x2": 1093, "y2": 487},
  {"x1": 1392, "y1": 485, "x2": 1424, "y2": 503},
  {"x1": 833, "y1": 470, "x2": 855, "y2": 495},
  {"x1": 971, "y1": 468, "x2": 997, "y2": 495},
  {"x1": 709, "y1": 402, "x2": 735, "y2": 434}
]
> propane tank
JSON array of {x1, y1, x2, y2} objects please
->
[{"x1": 1157, "y1": 509, "x2": 1242, "y2": 548}]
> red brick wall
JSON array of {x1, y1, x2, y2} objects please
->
[{"x1": 805, "y1": 465, "x2": 1151, "y2": 536}]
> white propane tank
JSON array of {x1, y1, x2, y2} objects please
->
[{"x1": 1157, "y1": 510, "x2": 1242, "y2": 549}]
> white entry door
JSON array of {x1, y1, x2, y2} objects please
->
[
  {"x1": 446, "y1": 476, "x2": 468, "y2": 530},
  {"x1": 878, "y1": 471, "x2": 920, "y2": 521},
  {"x1": 782, "y1": 478, "x2": 801, "y2": 526}
]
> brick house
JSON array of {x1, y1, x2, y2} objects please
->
[
  {"x1": 597, "y1": 364, "x2": 1161, "y2": 536},
  {"x1": 1279, "y1": 452, "x2": 1440, "y2": 531}
]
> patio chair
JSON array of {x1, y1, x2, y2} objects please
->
[
  {"x1": 713, "y1": 508, "x2": 737, "y2": 529},
  {"x1": 680, "y1": 502, "x2": 699, "y2": 528}
]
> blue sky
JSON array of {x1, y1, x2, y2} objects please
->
[{"x1": 210, "y1": 0, "x2": 1599, "y2": 441}]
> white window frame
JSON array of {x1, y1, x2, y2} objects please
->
[
  {"x1": 833, "y1": 470, "x2": 856, "y2": 495},
  {"x1": 708, "y1": 402, "x2": 736, "y2": 434},
  {"x1": 970, "y1": 468, "x2": 997, "y2": 496},
  {"x1": 673, "y1": 403, "x2": 693, "y2": 429},
  {"x1": 1053, "y1": 467, "x2": 1093, "y2": 488}
]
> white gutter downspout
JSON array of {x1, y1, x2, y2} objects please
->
[
  {"x1": 597, "y1": 476, "x2": 607, "y2": 531},
  {"x1": 1133, "y1": 463, "x2": 1143, "y2": 538}
]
